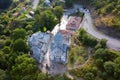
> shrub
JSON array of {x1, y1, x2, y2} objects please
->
[
  {"x1": 5, "y1": 39, "x2": 12, "y2": 46},
  {"x1": 12, "y1": 39, "x2": 28, "y2": 53},
  {"x1": 84, "y1": 72, "x2": 95, "y2": 80},
  {"x1": 2, "y1": 46, "x2": 11, "y2": 54}
]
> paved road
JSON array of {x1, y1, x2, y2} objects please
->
[
  {"x1": 32, "y1": 0, "x2": 39, "y2": 9},
  {"x1": 82, "y1": 11, "x2": 120, "y2": 51},
  {"x1": 64, "y1": 4, "x2": 120, "y2": 51},
  {"x1": 31, "y1": 0, "x2": 120, "y2": 51}
]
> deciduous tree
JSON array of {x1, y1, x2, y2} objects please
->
[
  {"x1": 34, "y1": 10, "x2": 57, "y2": 31},
  {"x1": 53, "y1": 6, "x2": 63, "y2": 25},
  {"x1": 104, "y1": 61, "x2": 115, "y2": 75},
  {"x1": 12, "y1": 28, "x2": 26, "y2": 40},
  {"x1": 10, "y1": 54, "x2": 39, "y2": 80},
  {"x1": 12, "y1": 39, "x2": 28, "y2": 53}
]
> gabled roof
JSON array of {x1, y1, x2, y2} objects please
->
[
  {"x1": 50, "y1": 31, "x2": 69, "y2": 63},
  {"x1": 66, "y1": 16, "x2": 82, "y2": 30},
  {"x1": 28, "y1": 32, "x2": 52, "y2": 63},
  {"x1": 59, "y1": 30, "x2": 73, "y2": 36},
  {"x1": 53, "y1": 32, "x2": 64, "y2": 42}
]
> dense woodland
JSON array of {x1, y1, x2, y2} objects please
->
[
  {"x1": 0, "y1": 0, "x2": 69, "y2": 80},
  {"x1": 0, "y1": 0, "x2": 120, "y2": 80}
]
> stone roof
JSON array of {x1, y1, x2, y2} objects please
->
[
  {"x1": 50, "y1": 31, "x2": 69, "y2": 63},
  {"x1": 28, "y1": 32, "x2": 52, "y2": 63},
  {"x1": 59, "y1": 30, "x2": 73, "y2": 36}
]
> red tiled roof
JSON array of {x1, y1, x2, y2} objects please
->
[
  {"x1": 12, "y1": 12, "x2": 20, "y2": 17},
  {"x1": 59, "y1": 30, "x2": 73, "y2": 36},
  {"x1": 66, "y1": 16, "x2": 82, "y2": 31}
]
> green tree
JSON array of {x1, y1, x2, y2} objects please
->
[
  {"x1": 0, "y1": 69, "x2": 6, "y2": 80},
  {"x1": 0, "y1": 52, "x2": 8, "y2": 70},
  {"x1": 96, "y1": 58, "x2": 104, "y2": 67},
  {"x1": 37, "y1": 73, "x2": 48, "y2": 80},
  {"x1": 91, "y1": 67, "x2": 98, "y2": 75},
  {"x1": 94, "y1": 48, "x2": 111, "y2": 62},
  {"x1": 54, "y1": 74, "x2": 71, "y2": 80},
  {"x1": 114, "y1": 57, "x2": 120, "y2": 79},
  {"x1": 34, "y1": 10, "x2": 57, "y2": 32},
  {"x1": 12, "y1": 39, "x2": 28, "y2": 53},
  {"x1": 53, "y1": 6, "x2": 63, "y2": 25},
  {"x1": 8, "y1": 52, "x2": 24, "y2": 69},
  {"x1": 94, "y1": 43, "x2": 102, "y2": 50},
  {"x1": 10, "y1": 54, "x2": 39, "y2": 80},
  {"x1": 79, "y1": 28, "x2": 97, "y2": 47},
  {"x1": 100, "y1": 39, "x2": 107, "y2": 48},
  {"x1": 25, "y1": 24, "x2": 32, "y2": 31},
  {"x1": 94, "y1": 39, "x2": 107, "y2": 50},
  {"x1": 2, "y1": 46, "x2": 11, "y2": 54},
  {"x1": 0, "y1": 24, "x2": 4, "y2": 35},
  {"x1": 0, "y1": 40, "x2": 5, "y2": 49},
  {"x1": 4, "y1": 29, "x2": 11, "y2": 36},
  {"x1": 5, "y1": 39, "x2": 12, "y2": 46},
  {"x1": 102, "y1": 72, "x2": 108, "y2": 80},
  {"x1": 12, "y1": 28, "x2": 26, "y2": 40},
  {"x1": 87, "y1": 36, "x2": 97, "y2": 47},
  {"x1": 104, "y1": 61, "x2": 115, "y2": 75},
  {"x1": 79, "y1": 28, "x2": 87, "y2": 38},
  {"x1": 84, "y1": 72, "x2": 95, "y2": 80}
]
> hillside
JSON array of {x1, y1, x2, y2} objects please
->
[
  {"x1": 92, "y1": 0, "x2": 120, "y2": 38},
  {"x1": 0, "y1": 0, "x2": 120, "y2": 80}
]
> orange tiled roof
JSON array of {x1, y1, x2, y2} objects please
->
[
  {"x1": 12, "y1": 12, "x2": 20, "y2": 17},
  {"x1": 66, "y1": 16, "x2": 82, "y2": 31},
  {"x1": 59, "y1": 30, "x2": 73, "y2": 36}
]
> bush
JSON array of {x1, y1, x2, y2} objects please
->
[
  {"x1": 4, "y1": 29, "x2": 11, "y2": 36},
  {"x1": 25, "y1": 24, "x2": 32, "y2": 31},
  {"x1": 100, "y1": 39, "x2": 107, "y2": 48},
  {"x1": 84, "y1": 72, "x2": 95, "y2": 80},
  {"x1": 94, "y1": 43, "x2": 102, "y2": 50},
  {"x1": 12, "y1": 28, "x2": 26, "y2": 40},
  {"x1": 12, "y1": 39, "x2": 28, "y2": 53},
  {"x1": 5, "y1": 39, "x2": 12, "y2": 46},
  {"x1": 0, "y1": 69, "x2": 6, "y2": 80},
  {"x1": 104, "y1": 61, "x2": 115, "y2": 75},
  {"x1": 79, "y1": 28, "x2": 98, "y2": 47},
  {"x1": 102, "y1": 72, "x2": 108, "y2": 79},
  {"x1": 0, "y1": 40, "x2": 5, "y2": 49},
  {"x1": 0, "y1": 35, "x2": 6, "y2": 39},
  {"x1": 94, "y1": 48, "x2": 112, "y2": 63},
  {"x1": 2, "y1": 46, "x2": 11, "y2": 54}
]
